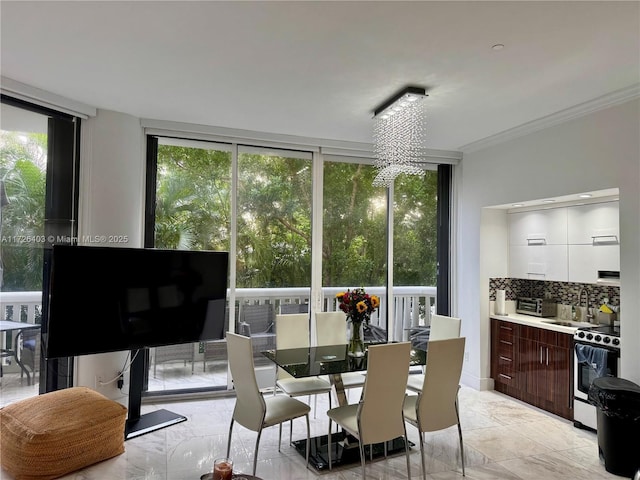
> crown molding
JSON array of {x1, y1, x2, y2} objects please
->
[{"x1": 460, "y1": 84, "x2": 640, "y2": 153}]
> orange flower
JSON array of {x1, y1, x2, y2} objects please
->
[
  {"x1": 356, "y1": 301, "x2": 367, "y2": 313},
  {"x1": 371, "y1": 295, "x2": 380, "y2": 308}
]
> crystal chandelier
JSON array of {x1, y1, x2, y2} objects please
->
[{"x1": 372, "y1": 86, "x2": 428, "y2": 187}]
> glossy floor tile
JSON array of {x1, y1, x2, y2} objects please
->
[{"x1": 0, "y1": 380, "x2": 625, "y2": 480}]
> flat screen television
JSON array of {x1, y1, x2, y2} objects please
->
[{"x1": 45, "y1": 245, "x2": 229, "y2": 358}]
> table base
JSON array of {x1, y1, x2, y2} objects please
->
[{"x1": 292, "y1": 432, "x2": 413, "y2": 470}]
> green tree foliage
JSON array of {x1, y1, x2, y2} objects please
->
[
  {"x1": 322, "y1": 162, "x2": 387, "y2": 286},
  {"x1": 393, "y1": 172, "x2": 438, "y2": 286},
  {"x1": 153, "y1": 145, "x2": 439, "y2": 290},
  {"x1": 0, "y1": 132, "x2": 47, "y2": 291}
]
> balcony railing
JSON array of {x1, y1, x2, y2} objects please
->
[{"x1": 0, "y1": 285, "x2": 437, "y2": 342}]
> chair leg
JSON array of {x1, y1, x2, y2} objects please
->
[
  {"x1": 253, "y1": 428, "x2": 263, "y2": 476},
  {"x1": 455, "y1": 397, "x2": 466, "y2": 477},
  {"x1": 305, "y1": 414, "x2": 310, "y2": 469},
  {"x1": 328, "y1": 420, "x2": 333, "y2": 470},
  {"x1": 226, "y1": 419, "x2": 234, "y2": 458},
  {"x1": 278, "y1": 422, "x2": 283, "y2": 452},
  {"x1": 289, "y1": 419, "x2": 293, "y2": 445},
  {"x1": 403, "y1": 423, "x2": 412, "y2": 480},
  {"x1": 359, "y1": 441, "x2": 367, "y2": 479},
  {"x1": 419, "y1": 427, "x2": 426, "y2": 480}
]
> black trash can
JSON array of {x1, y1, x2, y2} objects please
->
[{"x1": 588, "y1": 377, "x2": 640, "y2": 478}]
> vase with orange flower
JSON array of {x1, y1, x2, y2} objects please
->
[{"x1": 336, "y1": 287, "x2": 380, "y2": 357}]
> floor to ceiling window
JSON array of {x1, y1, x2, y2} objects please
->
[
  {"x1": 145, "y1": 131, "x2": 448, "y2": 397},
  {"x1": 321, "y1": 160, "x2": 388, "y2": 335},
  {"x1": 392, "y1": 170, "x2": 439, "y2": 339},
  {"x1": 145, "y1": 137, "x2": 232, "y2": 393},
  {"x1": 0, "y1": 97, "x2": 80, "y2": 405}
]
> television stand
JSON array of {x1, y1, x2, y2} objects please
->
[
  {"x1": 125, "y1": 348, "x2": 187, "y2": 440},
  {"x1": 125, "y1": 409, "x2": 187, "y2": 439}
]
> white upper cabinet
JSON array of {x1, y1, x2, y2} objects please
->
[
  {"x1": 567, "y1": 201, "x2": 620, "y2": 283},
  {"x1": 509, "y1": 208, "x2": 568, "y2": 246},
  {"x1": 508, "y1": 200, "x2": 620, "y2": 284},
  {"x1": 510, "y1": 245, "x2": 568, "y2": 281},
  {"x1": 567, "y1": 201, "x2": 619, "y2": 245}
]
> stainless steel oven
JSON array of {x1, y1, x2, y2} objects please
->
[{"x1": 573, "y1": 325, "x2": 621, "y2": 431}]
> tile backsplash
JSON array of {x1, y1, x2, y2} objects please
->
[{"x1": 489, "y1": 278, "x2": 620, "y2": 311}]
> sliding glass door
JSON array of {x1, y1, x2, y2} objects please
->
[{"x1": 145, "y1": 132, "x2": 448, "y2": 397}]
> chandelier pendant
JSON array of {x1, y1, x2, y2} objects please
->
[{"x1": 372, "y1": 86, "x2": 428, "y2": 187}]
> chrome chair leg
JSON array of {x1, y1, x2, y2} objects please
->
[
  {"x1": 419, "y1": 425, "x2": 426, "y2": 480},
  {"x1": 305, "y1": 414, "x2": 310, "y2": 469},
  {"x1": 359, "y1": 440, "x2": 367, "y2": 479},
  {"x1": 253, "y1": 429, "x2": 263, "y2": 475},
  {"x1": 328, "y1": 420, "x2": 333, "y2": 470},
  {"x1": 455, "y1": 396, "x2": 466, "y2": 477},
  {"x1": 226, "y1": 419, "x2": 234, "y2": 458},
  {"x1": 403, "y1": 423, "x2": 412, "y2": 480},
  {"x1": 278, "y1": 422, "x2": 283, "y2": 452}
]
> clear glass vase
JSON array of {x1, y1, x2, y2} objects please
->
[{"x1": 348, "y1": 320, "x2": 365, "y2": 357}]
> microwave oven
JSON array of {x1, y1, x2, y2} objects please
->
[{"x1": 516, "y1": 297, "x2": 556, "y2": 317}]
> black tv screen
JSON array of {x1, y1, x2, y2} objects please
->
[{"x1": 45, "y1": 245, "x2": 229, "y2": 358}]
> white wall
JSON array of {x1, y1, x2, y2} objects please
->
[
  {"x1": 74, "y1": 109, "x2": 145, "y2": 403},
  {"x1": 458, "y1": 99, "x2": 640, "y2": 389}
]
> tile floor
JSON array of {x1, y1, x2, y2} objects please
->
[{"x1": 0, "y1": 370, "x2": 625, "y2": 480}]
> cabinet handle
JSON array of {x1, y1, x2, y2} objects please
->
[
  {"x1": 500, "y1": 340, "x2": 513, "y2": 346},
  {"x1": 500, "y1": 325, "x2": 513, "y2": 331},
  {"x1": 592, "y1": 235, "x2": 618, "y2": 244},
  {"x1": 527, "y1": 238, "x2": 546, "y2": 245},
  {"x1": 499, "y1": 374, "x2": 512, "y2": 380},
  {"x1": 540, "y1": 346, "x2": 543, "y2": 364},
  {"x1": 546, "y1": 347, "x2": 549, "y2": 366},
  {"x1": 499, "y1": 356, "x2": 512, "y2": 362}
]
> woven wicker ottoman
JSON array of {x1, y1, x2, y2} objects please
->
[{"x1": 0, "y1": 386, "x2": 128, "y2": 480}]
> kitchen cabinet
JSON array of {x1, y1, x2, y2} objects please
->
[
  {"x1": 518, "y1": 324, "x2": 572, "y2": 418},
  {"x1": 509, "y1": 245, "x2": 568, "y2": 281},
  {"x1": 508, "y1": 201, "x2": 620, "y2": 284},
  {"x1": 491, "y1": 319, "x2": 573, "y2": 420},
  {"x1": 568, "y1": 245, "x2": 620, "y2": 283},
  {"x1": 508, "y1": 208, "x2": 568, "y2": 281},
  {"x1": 509, "y1": 208, "x2": 567, "y2": 246},
  {"x1": 567, "y1": 201, "x2": 620, "y2": 283},
  {"x1": 567, "y1": 201, "x2": 619, "y2": 244},
  {"x1": 491, "y1": 319, "x2": 517, "y2": 389}
]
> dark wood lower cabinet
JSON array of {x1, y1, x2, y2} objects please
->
[{"x1": 491, "y1": 319, "x2": 573, "y2": 420}]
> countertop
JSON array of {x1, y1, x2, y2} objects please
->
[{"x1": 489, "y1": 312, "x2": 595, "y2": 334}]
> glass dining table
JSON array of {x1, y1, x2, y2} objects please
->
[{"x1": 261, "y1": 341, "x2": 427, "y2": 470}]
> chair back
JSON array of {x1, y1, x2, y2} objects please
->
[
  {"x1": 359, "y1": 342, "x2": 411, "y2": 445},
  {"x1": 226, "y1": 332, "x2": 266, "y2": 431},
  {"x1": 429, "y1": 314, "x2": 462, "y2": 341},
  {"x1": 416, "y1": 337, "x2": 466, "y2": 432},
  {"x1": 315, "y1": 311, "x2": 348, "y2": 346},
  {"x1": 275, "y1": 313, "x2": 310, "y2": 380},
  {"x1": 239, "y1": 304, "x2": 275, "y2": 335},
  {"x1": 280, "y1": 303, "x2": 309, "y2": 314}
]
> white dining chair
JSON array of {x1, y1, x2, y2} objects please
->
[
  {"x1": 275, "y1": 313, "x2": 333, "y2": 419},
  {"x1": 226, "y1": 332, "x2": 310, "y2": 475},
  {"x1": 407, "y1": 314, "x2": 461, "y2": 393},
  {"x1": 404, "y1": 337, "x2": 466, "y2": 479},
  {"x1": 327, "y1": 341, "x2": 412, "y2": 479},
  {"x1": 315, "y1": 311, "x2": 366, "y2": 394}
]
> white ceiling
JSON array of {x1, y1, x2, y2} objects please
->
[{"x1": 1, "y1": 1, "x2": 639, "y2": 152}]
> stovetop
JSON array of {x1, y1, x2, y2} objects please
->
[{"x1": 574, "y1": 324, "x2": 620, "y2": 348}]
